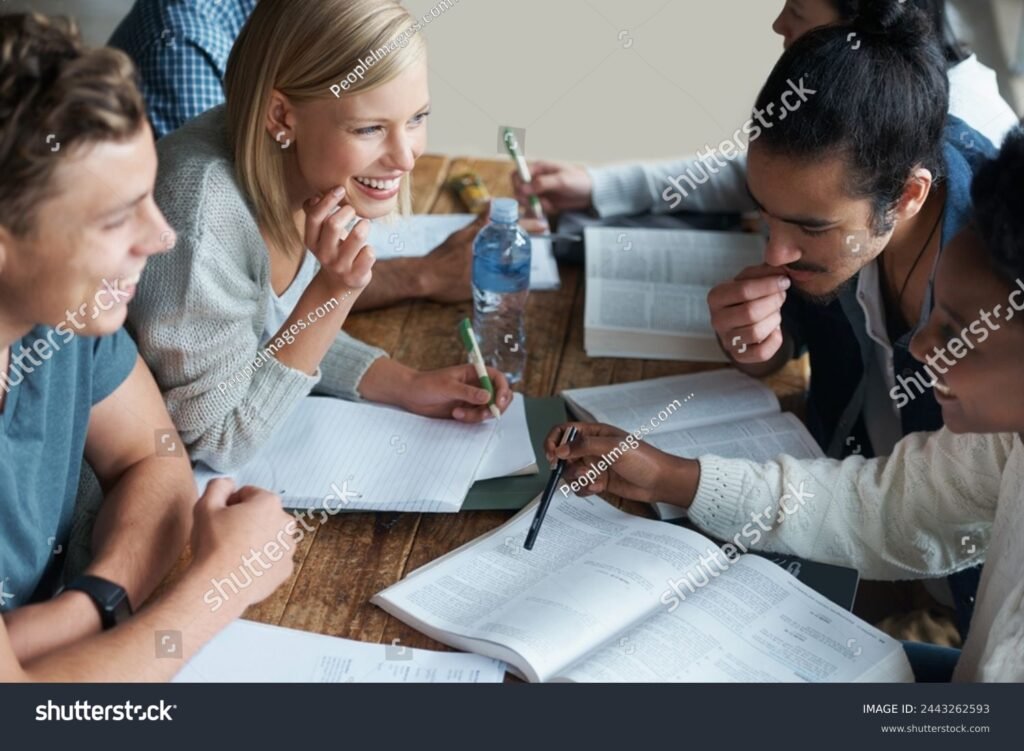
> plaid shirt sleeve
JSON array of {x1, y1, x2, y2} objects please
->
[{"x1": 134, "y1": 37, "x2": 227, "y2": 139}]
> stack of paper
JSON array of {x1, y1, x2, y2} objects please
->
[{"x1": 173, "y1": 620, "x2": 506, "y2": 683}]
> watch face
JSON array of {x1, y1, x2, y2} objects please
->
[{"x1": 70, "y1": 575, "x2": 132, "y2": 628}]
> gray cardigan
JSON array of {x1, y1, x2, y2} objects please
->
[{"x1": 129, "y1": 106, "x2": 386, "y2": 472}]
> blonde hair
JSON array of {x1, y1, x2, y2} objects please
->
[{"x1": 224, "y1": 0, "x2": 426, "y2": 256}]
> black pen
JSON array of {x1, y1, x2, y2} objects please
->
[{"x1": 524, "y1": 426, "x2": 578, "y2": 551}]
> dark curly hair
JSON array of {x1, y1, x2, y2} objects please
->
[
  {"x1": 971, "y1": 127, "x2": 1024, "y2": 289},
  {"x1": 754, "y1": 0, "x2": 949, "y2": 235},
  {"x1": 0, "y1": 13, "x2": 146, "y2": 238}
]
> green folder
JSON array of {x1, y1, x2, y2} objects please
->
[{"x1": 462, "y1": 396, "x2": 568, "y2": 511}]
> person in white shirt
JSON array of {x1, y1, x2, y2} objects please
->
[
  {"x1": 513, "y1": 0, "x2": 1019, "y2": 221},
  {"x1": 545, "y1": 127, "x2": 1024, "y2": 682}
]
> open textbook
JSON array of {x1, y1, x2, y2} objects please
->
[
  {"x1": 194, "y1": 395, "x2": 536, "y2": 513},
  {"x1": 561, "y1": 369, "x2": 824, "y2": 520},
  {"x1": 369, "y1": 213, "x2": 561, "y2": 290},
  {"x1": 584, "y1": 227, "x2": 764, "y2": 361},
  {"x1": 173, "y1": 620, "x2": 506, "y2": 683},
  {"x1": 373, "y1": 495, "x2": 913, "y2": 683}
]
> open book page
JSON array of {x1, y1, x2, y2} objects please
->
[
  {"x1": 647, "y1": 413, "x2": 825, "y2": 521},
  {"x1": 474, "y1": 394, "x2": 537, "y2": 480},
  {"x1": 173, "y1": 620, "x2": 506, "y2": 683},
  {"x1": 562, "y1": 370, "x2": 780, "y2": 434},
  {"x1": 584, "y1": 279, "x2": 734, "y2": 361},
  {"x1": 194, "y1": 397, "x2": 498, "y2": 513},
  {"x1": 373, "y1": 494, "x2": 743, "y2": 683},
  {"x1": 368, "y1": 213, "x2": 560, "y2": 290},
  {"x1": 584, "y1": 227, "x2": 763, "y2": 341},
  {"x1": 586, "y1": 227, "x2": 765, "y2": 287},
  {"x1": 555, "y1": 555, "x2": 912, "y2": 683}
]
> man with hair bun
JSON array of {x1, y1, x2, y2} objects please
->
[{"x1": 549, "y1": 128, "x2": 1024, "y2": 682}]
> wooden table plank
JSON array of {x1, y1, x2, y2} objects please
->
[{"x1": 409, "y1": 154, "x2": 450, "y2": 214}]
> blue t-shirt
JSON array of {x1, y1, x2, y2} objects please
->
[{"x1": 0, "y1": 327, "x2": 137, "y2": 611}]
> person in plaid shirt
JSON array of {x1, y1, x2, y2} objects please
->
[{"x1": 110, "y1": 0, "x2": 256, "y2": 139}]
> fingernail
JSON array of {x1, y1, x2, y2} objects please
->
[
  {"x1": 332, "y1": 187, "x2": 345, "y2": 198},
  {"x1": 779, "y1": 277, "x2": 791, "y2": 290},
  {"x1": 453, "y1": 408, "x2": 465, "y2": 420}
]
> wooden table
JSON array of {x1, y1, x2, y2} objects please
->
[{"x1": 238, "y1": 155, "x2": 811, "y2": 651}]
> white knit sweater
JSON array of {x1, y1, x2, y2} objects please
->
[
  {"x1": 128, "y1": 107, "x2": 386, "y2": 472},
  {"x1": 689, "y1": 429, "x2": 1024, "y2": 682}
]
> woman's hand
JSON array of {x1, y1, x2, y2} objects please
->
[
  {"x1": 402, "y1": 364, "x2": 513, "y2": 422},
  {"x1": 543, "y1": 422, "x2": 700, "y2": 508},
  {"x1": 303, "y1": 187, "x2": 375, "y2": 291}
]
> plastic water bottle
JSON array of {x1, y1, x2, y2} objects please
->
[{"x1": 472, "y1": 198, "x2": 531, "y2": 385}]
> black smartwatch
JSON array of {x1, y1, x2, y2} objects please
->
[{"x1": 62, "y1": 575, "x2": 133, "y2": 630}]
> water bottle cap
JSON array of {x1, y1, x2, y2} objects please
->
[{"x1": 489, "y1": 198, "x2": 519, "y2": 224}]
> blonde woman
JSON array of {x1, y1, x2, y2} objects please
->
[{"x1": 129, "y1": 0, "x2": 512, "y2": 472}]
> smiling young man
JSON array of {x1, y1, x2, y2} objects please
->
[{"x1": 0, "y1": 12, "x2": 294, "y2": 680}]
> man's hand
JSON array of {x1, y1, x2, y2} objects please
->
[
  {"x1": 416, "y1": 211, "x2": 490, "y2": 303},
  {"x1": 708, "y1": 264, "x2": 791, "y2": 365},
  {"x1": 543, "y1": 422, "x2": 700, "y2": 507},
  {"x1": 190, "y1": 479, "x2": 295, "y2": 606},
  {"x1": 512, "y1": 160, "x2": 594, "y2": 216}
]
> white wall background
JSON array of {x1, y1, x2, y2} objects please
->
[{"x1": 10, "y1": 0, "x2": 1023, "y2": 164}]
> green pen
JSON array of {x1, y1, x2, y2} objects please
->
[
  {"x1": 459, "y1": 318, "x2": 501, "y2": 420},
  {"x1": 503, "y1": 128, "x2": 546, "y2": 223}
]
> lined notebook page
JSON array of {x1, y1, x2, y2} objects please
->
[{"x1": 194, "y1": 397, "x2": 498, "y2": 513}]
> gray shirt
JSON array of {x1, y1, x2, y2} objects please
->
[{"x1": 129, "y1": 106, "x2": 386, "y2": 472}]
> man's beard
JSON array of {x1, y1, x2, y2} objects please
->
[{"x1": 790, "y1": 274, "x2": 856, "y2": 307}]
